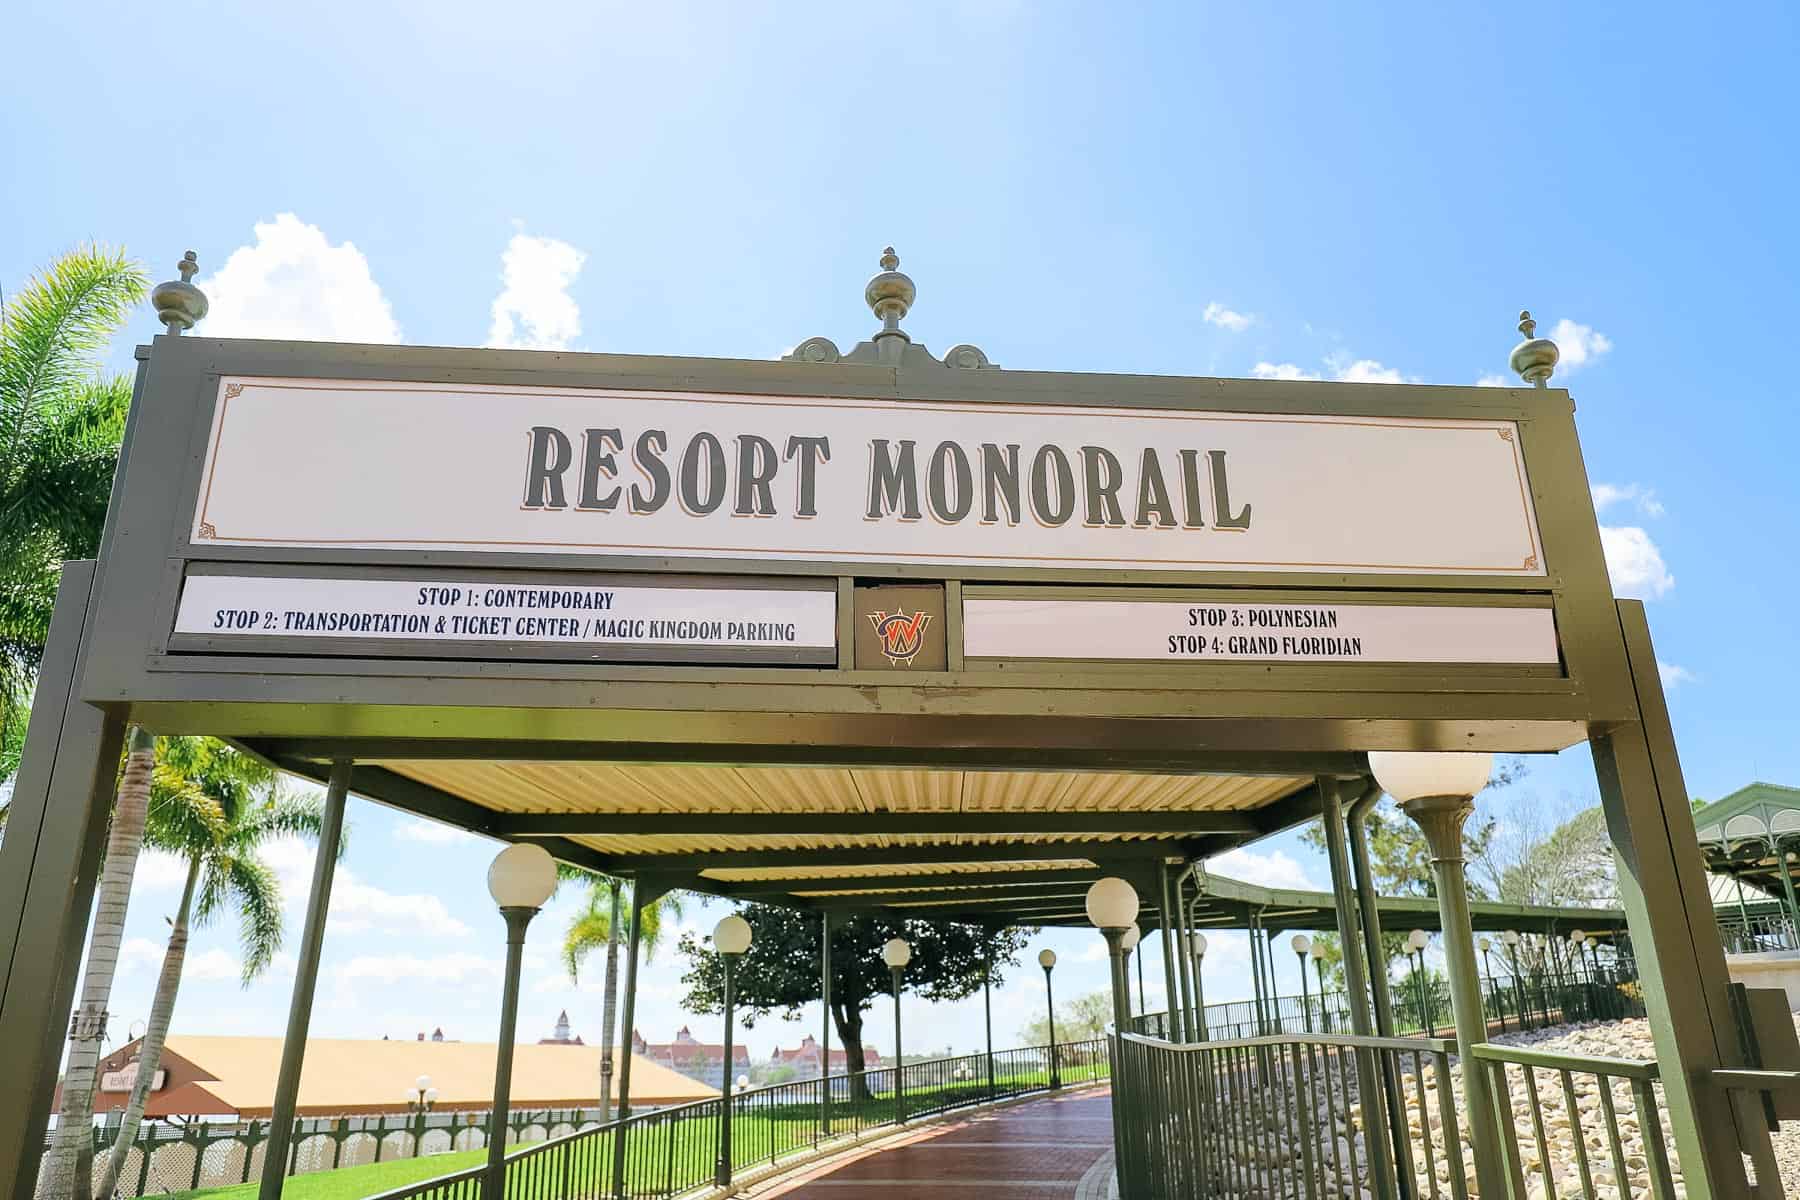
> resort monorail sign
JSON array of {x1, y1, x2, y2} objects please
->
[{"x1": 190, "y1": 377, "x2": 1545, "y2": 577}]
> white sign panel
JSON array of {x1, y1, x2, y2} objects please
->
[
  {"x1": 100, "y1": 1063, "x2": 166, "y2": 1093},
  {"x1": 174, "y1": 575, "x2": 836, "y2": 655},
  {"x1": 191, "y1": 377, "x2": 1545, "y2": 576},
  {"x1": 964, "y1": 599, "x2": 1559, "y2": 664}
]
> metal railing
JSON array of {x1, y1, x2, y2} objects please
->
[
  {"x1": 1716, "y1": 909, "x2": 1800, "y2": 955},
  {"x1": 1136, "y1": 956, "x2": 1645, "y2": 1046},
  {"x1": 1114, "y1": 1028, "x2": 1466, "y2": 1200},
  {"x1": 1471, "y1": 1042, "x2": 1678, "y2": 1199},
  {"x1": 368, "y1": 1038, "x2": 1109, "y2": 1200},
  {"x1": 47, "y1": 1106, "x2": 604, "y2": 1199}
]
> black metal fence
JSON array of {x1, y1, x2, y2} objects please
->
[
  {"x1": 49, "y1": 1106, "x2": 605, "y2": 1200},
  {"x1": 367, "y1": 1038, "x2": 1109, "y2": 1200}
]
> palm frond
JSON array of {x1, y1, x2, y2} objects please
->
[
  {"x1": 562, "y1": 892, "x2": 614, "y2": 981},
  {"x1": 0, "y1": 245, "x2": 146, "y2": 483},
  {"x1": 198, "y1": 853, "x2": 284, "y2": 983}
]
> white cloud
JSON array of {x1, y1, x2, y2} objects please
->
[
  {"x1": 132, "y1": 850, "x2": 195, "y2": 891},
  {"x1": 1658, "y1": 661, "x2": 1696, "y2": 689},
  {"x1": 119, "y1": 937, "x2": 166, "y2": 975},
  {"x1": 1331, "y1": 356, "x2": 1410, "y2": 384},
  {"x1": 1550, "y1": 319, "x2": 1612, "y2": 372},
  {"x1": 186, "y1": 948, "x2": 244, "y2": 982},
  {"x1": 332, "y1": 951, "x2": 500, "y2": 986},
  {"x1": 1201, "y1": 302, "x2": 1253, "y2": 333},
  {"x1": 331, "y1": 875, "x2": 472, "y2": 938},
  {"x1": 394, "y1": 818, "x2": 486, "y2": 846},
  {"x1": 486, "y1": 229, "x2": 587, "y2": 350},
  {"x1": 199, "y1": 214, "x2": 401, "y2": 343},
  {"x1": 1592, "y1": 482, "x2": 1664, "y2": 518},
  {"x1": 1475, "y1": 373, "x2": 1510, "y2": 388},
  {"x1": 257, "y1": 836, "x2": 470, "y2": 938},
  {"x1": 1599, "y1": 525, "x2": 1674, "y2": 599},
  {"x1": 1251, "y1": 362, "x2": 1320, "y2": 381},
  {"x1": 1205, "y1": 847, "x2": 1320, "y2": 891}
]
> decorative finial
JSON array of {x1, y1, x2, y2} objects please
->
[
  {"x1": 1508, "y1": 308, "x2": 1558, "y2": 387},
  {"x1": 151, "y1": 250, "x2": 209, "y2": 336},
  {"x1": 865, "y1": 246, "x2": 916, "y2": 352}
]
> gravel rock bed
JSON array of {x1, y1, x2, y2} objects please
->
[{"x1": 1199, "y1": 1016, "x2": 1799, "y2": 1198}]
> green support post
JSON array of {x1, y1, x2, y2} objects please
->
[
  {"x1": 1401, "y1": 793, "x2": 1503, "y2": 1198},
  {"x1": 1590, "y1": 600, "x2": 1772, "y2": 1196},
  {"x1": 819, "y1": 910, "x2": 831, "y2": 1139},
  {"x1": 983, "y1": 929, "x2": 996, "y2": 1100},
  {"x1": 1316, "y1": 777, "x2": 1397, "y2": 1200},
  {"x1": 1775, "y1": 836, "x2": 1800, "y2": 944},
  {"x1": 609, "y1": 884, "x2": 655, "y2": 1200},
  {"x1": 258, "y1": 760, "x2": 351, "y2": 1200},
  {"x1": 0, "y1": 562, "x2": 127, "y2": 1200},
  {"x1": 1157, "y1": 865, "x2": 1184, "y2": 1041}
]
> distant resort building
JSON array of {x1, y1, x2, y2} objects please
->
[
  {"x1": 538, "y1": 1010, "x2": 585, "y2": 1045},
  {"x1": 632, "y1": 1026, "x2": 751, "y2": 1090},
  {"x1": 70, "y1": 1024, "x2": 714, "y2": 1119},
  {"x1": 768, "y1": 1034, "x2": 881, "y2": 1078}
]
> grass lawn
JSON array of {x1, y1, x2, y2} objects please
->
[{"x1": 160, "y1": 1148, "x2": 490, "y2": 1200}]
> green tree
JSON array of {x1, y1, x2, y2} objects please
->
[
  {"x1": 562, "y1": 875, "x2": 685, "y2": 1121},
  {"x1": 1016, "y1": 989, "x2": 1112, "y2": 1046},
  {"x1": 0, "y1": 246, "x2": 146, "y2": 791},
  {"x1": 678, "y1": 906, "x2": 1029, "y2": 1101},
  {"x1": 96, "y1": 738, "x2": 336, "y2": 1198}
]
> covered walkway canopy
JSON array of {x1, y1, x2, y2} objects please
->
[
  {"x1": 1693, "y1": 782, "x2": 1800, "y2": 895},
  {"x1": 0, "y1": 251, "x2": 1769, "y2": 1200}
]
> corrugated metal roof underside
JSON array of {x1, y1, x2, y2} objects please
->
[{"x1": 382, "y1": 762, "x2": 1302, "y2": 814}]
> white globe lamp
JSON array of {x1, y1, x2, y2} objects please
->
[{"x1": 486, "y1": 843, "x2": 557, "y2": 911}]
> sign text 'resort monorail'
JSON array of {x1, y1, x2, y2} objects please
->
[{"x1": 191, "y1": 379, "x2": 1546, "y2": 576}]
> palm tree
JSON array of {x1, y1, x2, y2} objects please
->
[
  {"x1": 563, "y1": 875, "x2": 684, "y2": 1121},
  {"x1": 42, "y1": 727, "x2": 155, "y2": 1200},
  {"x1": 0, "y1": 246, "x2": 145, "y2": 791},
  {"x1": 95, "y1": 737, "x2": 334, "y2": 1199},
  {"x1": 13, "y1": 245, "x2": 149, "y2": 1200}
]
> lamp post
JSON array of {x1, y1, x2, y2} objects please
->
[
  {"x1": 1038, "y1": 949, "x2": 1060, "y2": 1087},
  {"x1": 1479, "y1": 937, "x2": 1503, "y2": 1033},
  {"x1": 1189, "y1": 933, "x2": 1208, "y2": 1039},
  {"x1": 881, "y1": 938, "x2": 911, "y2": 1123},
  {"x1": 1310, "y1": 940, "x2": 1331, "y2": 1033},
  {"x1": 712, "y1": 914, "x2": 752, "y2": 1188},
  {"x1": 1086, "y1": 878, "x2": 1138, "y2": 1195},
  {"x1": 1502, "y1": 929, "x2": 1528, "y2": 1029},
  {"x1": 406, "y1": 1075, "x2": 438, "y2": 1113},
  {"x1": 1406, "y1": 929, "x2": 1432, "y2": 1036},
  {"x1": 1371, "y1": 749, "x2": 1505, "y2": 1200},
  {"x1": 1085, "y1": 879, "x2": 1140, "y2": 1032},
  {"x1": 1291, "y1": 935, "x2": 1314, "y2": 1032},
  {"x1": 483, "y1": 844, "x2": 557, "y2": 1200},
  {"x1": 1120, "y1": 926, "x2": 1141, "y2": 1025}
]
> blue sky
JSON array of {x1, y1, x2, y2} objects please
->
[{"x1": 6, "y1": 2, "x2": 1799, "y2": 1066}]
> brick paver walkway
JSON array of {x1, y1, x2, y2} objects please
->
[{"x1": 753, "y1": 1089, "x2": 1115, "y2": 1199}]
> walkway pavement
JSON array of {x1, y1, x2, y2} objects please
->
[{"x1": 750, "y1": 1089, "x2": 1116, "y2": 1199}]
